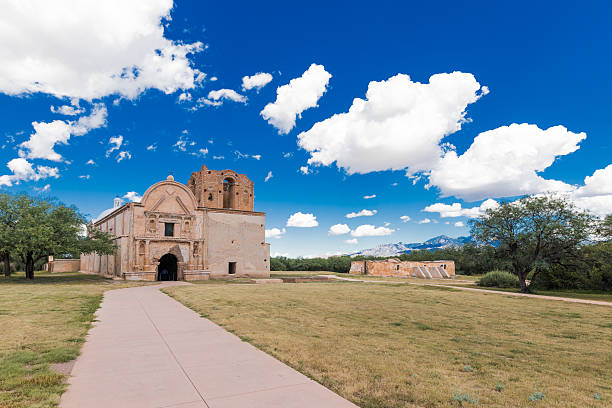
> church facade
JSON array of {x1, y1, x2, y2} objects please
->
[{"x1": 80, "y1": 165, "x2": 270, "y2": 280}]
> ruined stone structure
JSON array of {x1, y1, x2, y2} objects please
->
[
  {"x1": 349, "y1": 258, "x2": 455, "y2": 279},
  {"x1": 80, "y1": 166, "x2": 270, "y2": 281}
]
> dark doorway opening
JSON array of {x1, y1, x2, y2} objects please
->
[
  {"x1": 228, "y1": 262, "x2": 236, "y2": 275},
  {"x1": 158, "y1": 253, "x2": 178, "y2": 281}
]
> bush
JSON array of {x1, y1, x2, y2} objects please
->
[{"x1": 478, "y1": 270, "x2": 520, "y2": 288}]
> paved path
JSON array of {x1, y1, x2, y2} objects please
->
[
  {"x1": 60, "y1": 283, "x2": 357, "y2": 408},
  {"x1": 322, "y1": 275, "x2": 612, "y2": 307}
]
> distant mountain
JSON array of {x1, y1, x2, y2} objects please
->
[{"x1": 348, "y1": 235, "x2": 472, "y2": 257}]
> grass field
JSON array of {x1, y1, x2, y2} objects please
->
[
  {"x1": 0, "y1": 272, "x2": 145, "y2": 408},
  {"x1": 165, "y1": 280, "x2": 612, "y2": 408}
]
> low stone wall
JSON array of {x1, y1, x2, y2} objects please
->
[{"x1": 49, "y1": 259, "x2": 81, "y2": 273}]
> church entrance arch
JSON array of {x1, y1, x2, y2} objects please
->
[{"x1": 157, "y1": 253, "x2": 178, "y2": 281}]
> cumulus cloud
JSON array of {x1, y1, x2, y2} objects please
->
[
  {"x1": 123, "y1": 191, "x2": 142, "y2": 202},
  {"x1": 454, "y1": 221, "x2": 465, "y2": 227},
  {"x1": 569, "y1": 164, "x2": 612, "y2": 216},
  {"x1": 264, "y1": 171, "x2": 273, "y2": 182},
  {"x1": 261, "y1": 64, "x2": 332, "y2": 134},
  {"x1": 265, "y1": 227, "x2": 286, "y2": 239},
  {"x1": 299, "y1": 166, "x2": 311, "y2": 175},
  {"x1": 117, "y1": 151, "x2": 131, "y2": 162},
  {"x1": 428, "y1": 124, "x2": 586, "y2": 201},
  {"x1": 19, "y1": 104, "x2": 108, "y2": 162},
  {"x1": 0, "y1": 158, "x2": 59, "y2": 186},
  {"x1": 0, "y1": 0, "x2": 204, "y2": 100},
  {"x1": 423, "y1": 198, "x2": 499, "y2": 218},
  {"x1": 106, "y1": 135, "x2": 123, "y2": 157},
  {"x1": 79, "y1": 174, "x2": 90, "y2": 179},
  {"x1": 173, "y1": 136, "x2": 195, "y2": 152},
  {"x1": 206, "y1": 89, "x2": 247, "y2": 104},
  {"x1": 50, "y1": 100, "x2": 84, "y2": 116},
  {"x1": 178, "y1": 92, "x2": 192, "y2": 102},
  {"x1": 242, "y1": 72, "x2": 273, "y2": 91},
  {"x1": 418, "y1": 218, "x2": 431, "y2": 224},
  {"x1": 400, "y1": 215, "x2": 411, "y2": 222},
  {"x1": 363, "y1": 194, "x2": 376, "y2": 199},
  {"x1": 328, "y1": 223, "x2": 350, "y2": 235},
  {"x1": 351, "y1": 224, "x2": 394, "y2": 237},
  {"x1": 345, "y1": 238, "x2": 358, "y2": 244},
  {"x1": 345, "y1": 209, "x2": 377, "y2": 218},
  {"x1": 86, "y1": 159, "x2": 95, "y2": 165},
  {"x1": 297, "y1": 72, "x2": 485, "y2": 174},
  {"x1": 286, "y1": 212, "x2": 318, "y2": 227}
]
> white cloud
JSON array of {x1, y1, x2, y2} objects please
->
[
  {"x1": 203, "y1": 89, "x2": 247, "y2": 105},
  {"x1": 400, "y1": 215, "x2": 411, "y2": 222},
  {"x1": 363, "y1": 194, "x2": 376, "y2": 199},
  {"x1": 0, "y1": 158, "x2": 59, "y2": 186},
  {"x1": 283, "y1": 152, "x2": 292, "y2": 158},
  {"x1": 234, "y1": 151, "x2": 261, "y2": 160},
  {"x1": 297, "y1": 72, "x2": 485, "y2": 174},
  {"x1": 178, "y1": 92, "x2": 192, "y2": 102},
  {"x1": 173, "y1": 136, "x2": 195, "y2": 152},
  {"x1": 299, "y1": 166, "x2": 311, "y2": 175},
  {"x1": 418, "y1": 218, "x2": 431, "y2": 224},
  {"x1": 261, "y1": 63, "x2": 332, "y2": 134},
  {"x1": 79, "y1": 174, "x2": 90, "y2": 179},
  {"x1": 117, "y1": 151, "x2": 131, "y2": 162},
  {"x1": 146, "y1": 144, "x2": 157, "y2": 151},
  {"x1": 0, "y1": 0, "x2": 204, "y2": 100},
  {"x1": 19, "y1": 104, "x2": 107, "y2": 162},
  {"x1": 328, "y1": 223, "x2": 350, "y2": 235},
  {"x1": 213, "y1": 155, "x2": 224, "y2": 160},
  {"x1": 210, "y1": 76, "x2": 218, "y2": 82},
  {"x1": 252, "y1": 154, "x2": 261, "y2": 160},
  {"x1": 265, "y1": 227, "x2": 286, "y2": 239},
  {"x1": 428, "y1": 124, "x2": 586, "y2": 201},
  {"x1": 106, "y1": 135, "x2": 123, "y2": 157},
  {"x1": 351, "y1": 224, "x2": 394, "y2": 237},
  {"x1": 569, "y1": 164, "x2": 612, "y2": 216},
  {"x1": 286, "y1": 212, "x2": 318, "y2": 228},
  {"x1": 264, "y1": 171, "x2": 273, "y2": 182},
  {"x1": 454, "y1": 221, "x2": 465, "y2": 227},
  {"x1": 242, "y1": 72, "x2": 273, "y2": 91},
  {"x1": 423, "y1": 198, "x2": 499, "y2": 218},
  {"x1": 123, "y1": 191, "x2": 142, "y2": 202},
  {"x1": 86, "y1": 159, "x2": 95, "y2": 165},
  {"x1": 345, "y1": 238, "x2": 358, "y2": 244},
  {"x1": 192, "y1": 148, "x2": 208, "y2": 157},
  {"x1": 345, "y1": 209, "x2": 377, "y2": 218},
  {"x1": 50, "y1": 101, "x2": 84, "y2": 116}
]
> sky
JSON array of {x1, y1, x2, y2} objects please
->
[{"x1": 0, "y1": 0, "x2": 610, "y2": 257}]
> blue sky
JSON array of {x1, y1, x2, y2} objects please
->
[{"x1": 0, "y1": 0, "x2": 610, "y2": 257}]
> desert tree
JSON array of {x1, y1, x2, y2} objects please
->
[
  {"x1": 11, "y1": 194, "x2": 115, "y2": 279},
  {"x1": 470, "y1": 195, "x2": 595, "y2": 293}
]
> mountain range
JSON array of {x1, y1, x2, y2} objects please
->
[{"x1": 349, "y1": 235, "x2": 472, "y2": 257}]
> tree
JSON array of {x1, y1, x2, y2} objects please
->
[
  {"x1": 11, "y1": 194, "x2": 116, "y2": 279},
  {"x1": 597, "y1": 214, "x2": 612, "y2": 240},
  {"x1": 470, "y1": 196, "x2": 595, "y2": 293},
  {"x1": 0, "y1": 193, "x2": 17, "y2": 276}
]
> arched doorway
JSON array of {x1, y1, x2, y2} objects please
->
[
  {"x1": 223, "y1": 177, "x2": 235, "y2": 209},
  {"x1": 157, "y1": 253, "x2": 178, "y2": 281}
]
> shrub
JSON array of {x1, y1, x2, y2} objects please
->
[{"x1": 478, "y1": 270, "x2": 520, "y2": 288}]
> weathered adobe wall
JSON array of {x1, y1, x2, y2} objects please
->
[
  {"x1": 187, "y1": 165, "x2": 254, "y2": 211},
  {"x1": 206, "y1": 210, "x2": 270, "y2": 278},
  {"x1": 349, "y1": 260, "x2": 455, "y2": 277},
  {"x1": 49, "y1": 259, "x2": 81, "y2": 273}
]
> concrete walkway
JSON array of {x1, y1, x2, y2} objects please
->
[
  {"x1": 60, "y1": 283, "x2": 357, "y2": 408},
  {"x1": 322, "y1": 275, "x2": 612, "y2": 307}
]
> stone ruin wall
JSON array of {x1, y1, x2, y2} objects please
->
[
  {"x1": 350, "y1": 259, "x2": 455, "y2": 279},
  {"x1": 186, "y1": 165, "x2": 254, "y2": 211}
]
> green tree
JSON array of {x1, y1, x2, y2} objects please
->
[
  {"x1": 11, "y1": 194, "x2": 116, "y2": 279},
  {"x1": 470, "y1": 195, "x2": 595, "y2": 293},
  {"x1": 0, "y1": 193, "x2": 17, "y2": 276}
]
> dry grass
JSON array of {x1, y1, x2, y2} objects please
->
[
  {"x1": 0, "y1": 271, "x2": 145, "y2": 408},
  {"x1": 165, "y1": 281, "x2": 612, "y2": 408}
]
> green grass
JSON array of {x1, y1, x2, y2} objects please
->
[
  {"x1": 0, "y1": 271, "x2": 145, "y2": 408},
  {"x1": 165, "y1": 281, "x2": 612, "y2": 408},
  {"x1": 468, "y1": 287, "x2": 612, "y2": 302}
]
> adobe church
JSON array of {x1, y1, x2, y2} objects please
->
[{"x1": 80, "y1": 165, "x2": 271, "y2": 280}]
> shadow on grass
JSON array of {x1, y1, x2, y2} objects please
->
[{"x1": 0, "y1": 271, "x2": 109, "y2": 286}]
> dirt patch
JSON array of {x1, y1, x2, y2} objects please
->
[{"x1": 51, "y1": 360, "x2": 75, "y2": 377}]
